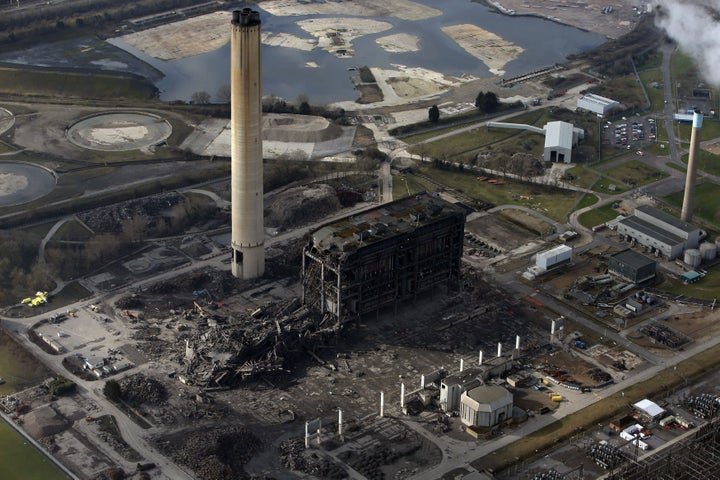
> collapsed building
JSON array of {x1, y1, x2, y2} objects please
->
[{"x1": 301, "y1": 192, "x2": 466, "y2": 323}]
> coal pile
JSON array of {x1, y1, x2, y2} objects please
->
[{"x1": 155, "y1": 425, "x2": 262, "y2": 480}]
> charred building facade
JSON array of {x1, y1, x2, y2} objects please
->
[{"x1": 302, "y1": 193, "x2": 466, "y2": 323}]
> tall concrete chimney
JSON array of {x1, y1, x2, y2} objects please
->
[
  {"x1": 681, "y1": 111, "x2": 703, "y2": 223},
  {"x1": 230, "y1": 9, "x2": 265, "y2": 279}
]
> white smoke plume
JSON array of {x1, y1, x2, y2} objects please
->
[{"x1": 656, "y1": 0, "x2": 720, "y2": 86}]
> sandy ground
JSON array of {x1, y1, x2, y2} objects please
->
[
  {"x1": 258, "y1": 0, "x2": 442, "y2": 21},
  {"x1": 121, "y1": 11, "x2": 231, "y2": 60},
  {"x1": 262, "y1": 31, "x2": 314, "y2": 51},
  {"x1": 441, "y1": 24, "x2": 524, "y2": 76},
  {"x1": 490, "y1": 0, "x2": 638, "y2": 39},
  {"x1": 298, "y1": 17, "x2": 392, "y2": 57},
  {"x1": 702, "y1": 142, "x2": 720, "y2": 155},
  {"x1": 375, "y1": 33, "x2": 420, "y2": 53},
  {"x1": 0, "y1": 173, "x2": 28, "y2": 196}
]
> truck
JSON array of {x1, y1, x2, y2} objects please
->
[
  {"x1": 659, "y1": 415, "x2": 675, "y2": 428},
  {"x1": 675, "y1": 415, "x2": 694, "y2": 430},
  {"x1": 575, "y1": 340, "x2": 588, "y2": 350}
]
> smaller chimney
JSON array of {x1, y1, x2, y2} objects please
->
[
  {"x1": 497, "y1": 342, "x2": 502, "y2": 357},
  {"x1": 478, "y1": 350, "x2": 483, "y2": 365},
  {"x1": 459, "y1": 358, "x2": 464, "y2": 372},
  {"x1": 681, "y1": 110, "x2": 703, "y2": 223},
  {"x1": 515, "y1": 335, "x2": 521, "y2": 350},
  {"x1": 379, "y1": 391, "x2": 384, "y2": 417},
  {"x1": 400, "y1": 383, "x2": 405, "y2": 408}
]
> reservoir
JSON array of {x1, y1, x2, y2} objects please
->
[{"x1": 108, "y1": 0, "x2": 606, "y2": 104}]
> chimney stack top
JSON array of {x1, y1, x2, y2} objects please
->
[{"x1": 232, "y1": 8, "x2": 261, "y2": 27}]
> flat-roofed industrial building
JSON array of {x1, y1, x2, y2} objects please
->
[
  {"x1": 617, "y1": 205, "x2": 700, "y2": 259},
  {"x1": 302, "y1": 193, "x2": 466, "y2": 323},
  {"x1": 576, "y1": 93, "x2": 619, "y2": 115},
  {"x1": 608, "y1": 249, "x2": 657, "y2": 283}
]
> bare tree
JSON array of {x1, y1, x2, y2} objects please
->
[
  {"x1": 191, "y1": 91, "x2": 211, "y2": 105},
  {"x1": 216, "y1": 84, "x2": 231, "y2": 104}
]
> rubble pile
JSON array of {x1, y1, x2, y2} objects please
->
[
  {"x1": 118, "y1": 374, "x2": 168, "y2": 406},
  {"x1": 155, "y1": 425, "x2": 261, "y2": 480},
  {"x1": 182, "y1": 297, "x2": 341, "y2": 388},
  {"x1": 265, "y1": 183, "x2": 342, "y2": 229},
  {"x1": 337, "y1": 437, "x2": 423, "y2": 480},
  {"x1": 78, "y1": 192, "x2": 184, "y2": 233},
  {"x1": 280, "y1": 438, "x2": 348, "y2": 479},
  {"x1": 144, "y1": 269, "x2": 236, "y2": 299}
]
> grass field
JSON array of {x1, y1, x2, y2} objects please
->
[
  {"x1": 578, "y1": 204, "x2": 618, "y2": 229},
  {"x1": 564, "y1": 165, "x2": 600, "y2": 190},
  {"x1": 405, "y1": 109, "x2": 548, "y2": 162},
  {"x1": 0, "y1": 420, "x2": 68, "y2": 480},
  {"x1": 680, "y1": 149, "x2": 720, "y2": 177},
  {"x1": 395, "y1": 174, "x2": 432, "y2": 199},
  {"x1": 676, "y1": 119, "x2": 720, "y2": 145},
  {"x1": 664, "y1": 181, "x2": 720, "y2": 226},
  {"x1": 638, "y1": 70, "x2": 664, "y2": 112},
  {"x1": 576, "y1": 193, "x2": 599, "y2": 210},
  {"x1": 416, "y1": 166, "x2": 580, "y2": 222},
  {"x1": 0, "y1": 67, "x2": 157, "y2": 100},
  {"x1": 637, "y1": 51, "x2": 663, "y2": 70},
  {"x1": 602, "y1": 159, "x2": 669, "y2": 188},
  {"x1": 660, "y1": 267, "x2": 720, "y2": 300}
]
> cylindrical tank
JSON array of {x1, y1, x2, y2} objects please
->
[
  {"x1": 684, "y1": 249, "x2": 702, "y2": 268},
  {"x1": 715, "y1": 236, "x2": 720, "y2": 250},
  {"x1": 700, "y1": 242, "x2": 717, "y2": 261}
]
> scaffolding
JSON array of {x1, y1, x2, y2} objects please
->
[{"x1": 302, "y1": 193, "x2": 466, "y2": 323}]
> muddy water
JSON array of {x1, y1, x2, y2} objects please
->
[{"x1": 110, "y1": 0, "x2": 605, "y2": 103}]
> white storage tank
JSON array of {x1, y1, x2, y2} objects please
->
[
  {"x1": 715, "y1": 236, "x2": 720, "y2": 251},
  {"x1": 684, "y1": 249, "x2": 702, "y2": 268},
  {"x1": 700, "y1": 242, "x2": 717, "y2": 261},
  {"x1": 536, "y1": 245, "x2": 573, "y2": 270}
]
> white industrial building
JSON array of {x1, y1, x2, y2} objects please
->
[
  {"x1": 576, "y1": 93, "x2": 620, "y2": 115},
  {"x1": 535, "y1": 245, "x2": 573, "y2": 269},
  {"x1": 633, "y1": 398, "x2": 666, "y2": 422},
  {"x1": 523, "y1": 245, "x2": 573, "y2": 280},
  {"x1": 543, "y1": 121, "x2": 584, "y2": 163},
  {"x1": 460, "y1": 385, "x2": 513, "y2": 428},
  {"x1": 617, "y1": 205, "x2": 701, "y2": 259}
]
